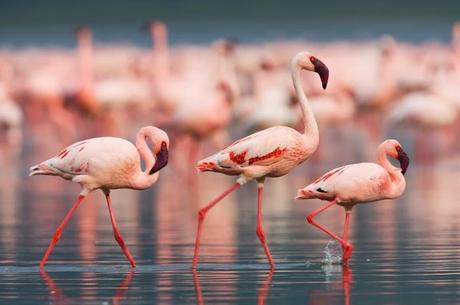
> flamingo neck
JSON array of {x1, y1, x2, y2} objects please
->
[
  {"x1": 133, "y1": 129, "x2": 162, "y2": 189},
  {"x1": 377, "y1": 146, "x2": 406, "y2": 198},
  {"x1": 77, "y1": 36, "x2": 93, "y2": 94},
  {"x1": 377, "y1": 147, "x2": 399, "y2": 176},
  {"x1": 152, "y1": 32, "x2": 170, "y2": 81},
  {"x1": 218, "y1": 54, "x2": 238, "y2": 98},
  {"x1": 291, "y1": 64, "x2": 319, "y2": 140}
]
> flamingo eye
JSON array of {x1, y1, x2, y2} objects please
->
[
  {"x1": 310, "y1": 56, "x2": 316, "y2": 62},
  {"x1": 396, "y1": 146, "x2": 401, "y2": 152},
  {"x1": 161, "y1": 141, "x2": 167, "y2": 148}
]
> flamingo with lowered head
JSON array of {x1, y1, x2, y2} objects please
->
[
  {"x1": 296, "y1": 139, "x2": 410, "y2": 264},
  {"x1": 29, "y1": 126, "x2": 170, "y2": 269},
  {"x1": 192, "y1": 51, "x2": 329, "y2": 270}
]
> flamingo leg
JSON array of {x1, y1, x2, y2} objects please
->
[
  {"x1": 342, "y1": 211, "x2": 353, "y2": 264},
  {"x1": 105, "y1": 194, "x2": 137, "y2": 267},
  {"x1": 39, "y1": 195, "x2": 85, "y2": 269},
  {"x1": 306, "y1": 200, "x2": 352, "y2": 263},
  {"x1": 192, "y1": 182, "x2": 241, "y2": 270},
  {"x1": 256, "y1": 182, "x2": 275, "y2": 270}
]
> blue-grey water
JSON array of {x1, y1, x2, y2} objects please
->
[
  {"x1": 1, "y1": 0, "x2": 460, "y2": 47},
  {"x1": 0, "y1": 122, "x2": 459, "y2": 305}
]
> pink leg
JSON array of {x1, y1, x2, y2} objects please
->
[
  {"x1": 256, "y1": 183, "x2": 275, "y2": 270},
  {"x1": 192, "y1": 182, "x2": 241, "y2": 270},
  {"x1": 342, "y1": 211, "x2": 353, "y2": 264},
  {"x1": 105, "y1": 194, "x2": 137, "y2": 267},
  {"x1": 306, "y1": 200, "x2": 352, "y2": 264},
  {"x1": 39, "y1": 195, "x2": 85, "y2": 269}
]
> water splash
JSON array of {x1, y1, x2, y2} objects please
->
[{"x1": 321, "y1": 240, "x2": 343, "y2": 265}]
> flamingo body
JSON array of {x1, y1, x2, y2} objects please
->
[
  {"x1": 298, "y1": 162, "x2": 404, "y2": 205},
  {"x1": 198, "y1": 125, "x2": 314, "y2": 180},
  {"x1": 31, "y1": 137, "x2": 143, "y2": 192}
]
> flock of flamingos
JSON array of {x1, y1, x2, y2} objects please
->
[{"x1": 1, "y1": 21, "x2": 460, "y2": 271}]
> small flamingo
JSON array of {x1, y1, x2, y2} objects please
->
[
  {"x1": 192, "y1": 51, "x2": 329, "y2": 270},
  {"x1": 29, "y1": 126, "x2": 169, "y2": 268},
  {"x1": 296, "y1": 139, "x2": 409, "y2": 264}
]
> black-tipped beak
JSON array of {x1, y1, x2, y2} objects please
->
[
  {"x1": 397, "y1": 149, "x2": 410, "y2": 175},
  {"x1": 313, "y1": 58, "x2": 329, "y2": 89},
  {"x1": 149, "y1": 142, "x2": 168, "y2": 174}
]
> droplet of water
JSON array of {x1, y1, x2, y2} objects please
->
[{"x1": 321, "y1": 240, "x2": 342, "y2": 265}]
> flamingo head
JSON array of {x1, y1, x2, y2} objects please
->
[
  {"x1": 75, "y1": 26, "x2": 91, "y2": 40},
  {"x1": 147, "y1": 21, "x2": 168, "y2": 39},
  {"x1": 382, "y1": 139, "x2": 410, "y2": 175},
  {"x1": 149, "y1": 141, "x2": 169, "y2": 174},
  {"x1": 293, "y1": 51, "x2": 329, "y2": 89}
]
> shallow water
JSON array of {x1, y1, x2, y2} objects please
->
[{"x1": 1, "y1": 127, "x2": 460, "y2": 305}]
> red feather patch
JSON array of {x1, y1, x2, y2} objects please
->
[
  {"x1": 248, "y1": 147, "x2": 287, "y2": 165},
  {"x1": 229, "y1": 150, "x2": 248, "y2": 164}
]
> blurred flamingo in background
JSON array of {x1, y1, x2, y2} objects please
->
[
  {"x1": 236, "y1": 57, "x2": 296, "y2": 132},
  {"x1": 192, "y1": 51, "x2": 329, "y2": 270},
  {"x1": 296, "y1": 139, "x2": 409, "y2": 264},
  {"x1": 66, "y1": 27, "x2": 152, "y2": 134},
  {"x1": 0, "y1": 83, "x2": 23, "y2": 158},
  {"x1": 29, "y1": 126, "x2": 170, "y2": 268}
]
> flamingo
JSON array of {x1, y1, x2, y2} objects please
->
[
  {"x1": 0, "y1": 83, "x2": 23, "y2": 157},
  {"x1": 296, "y1": 139, "x2": 410, "y2": 264},
  {"x1": 29, "y1": 126, "x2": 170, "y2": 268},
  {"x1": 192, "y1": 51, "x2": 329, "y2": 270}
]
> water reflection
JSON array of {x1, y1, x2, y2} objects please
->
[
  {"x1": 193, "y1": 269, "x2": 273, "y2": 305},
  {"x1": 310, "y1": 265, "x2": 353, "y2": 305},
  {"x1": 0, "y1": 119, "x2": 459, "y2": 304},
  {"x1": 39, "y1": 270, "x2": 134, "y2": 305}
]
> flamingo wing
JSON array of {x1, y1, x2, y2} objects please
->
[
  {"x1": 204, "y1": 126, "x2": 299, "y2": 169},
  {"x1": 34, "y1": 139, "x2": 95, "y2": 177},
  {"x1": 304, "y1": 163, "x2": 388, "y2": 199}
]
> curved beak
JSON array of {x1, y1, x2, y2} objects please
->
[
  {"x1": 313, "y1": 58, "x2": 329, "y2": 89},
  {"x1": 149, "y1": 142, "x2": 169, "y2": 174},
  {"x1": 397, "y1": 148, "x2": 410, "y2": 175}
]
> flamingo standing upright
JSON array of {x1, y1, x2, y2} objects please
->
[
  {"x1": 0, "y1": 83, "x2": 23, "y2": 158},
  {"x1": 192, "y1": 51, "x2": 329, "y2": 270},
  {"x1": 296, "y1": 139, "x2": 409, "y2": 264},
  {"x1": 66, "y1": 27, "x2": 152, "y2": 135},
  {"x1": 29, "y1": 126, "x2": 169, "y2": 268}
]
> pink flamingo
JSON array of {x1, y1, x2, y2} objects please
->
[
  {"x1": 192, "y1": 51, "x2": 329, "y2": 270},
  {"x1": 29, "y1": 126, "x2": 169, "y2": 268},
  {"x1": 296, "y1": 139, "x2": 409, "y2": 264}
]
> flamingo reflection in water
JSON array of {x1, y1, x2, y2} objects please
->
[
  {"x1": 40, "y1": 270, "x2": 134, "y2": 305},
  {"x1": 193, "y1": 270, "x2": 273, "y2": 305},
  {"x1": 309, "y1": 265, "x2": 353, "y2": 305}
]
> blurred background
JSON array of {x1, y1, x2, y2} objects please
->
[{"x1": 0, "y1": 1, "x2": 460, "y2": 305}]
